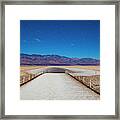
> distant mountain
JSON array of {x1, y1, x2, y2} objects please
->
[{"x1": 20, "y1": 53, "x2": 100, "y2": 66}]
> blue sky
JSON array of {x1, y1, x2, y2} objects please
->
[{"x1": 20, "y1": 20, "x2": 100, "y2": 59}]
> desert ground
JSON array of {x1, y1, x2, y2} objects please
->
[
  {"x1": 20, "y1": 65, "x2": 100, "y2": 74},
  {"x1": 20, "y1": 65, "x2": 100, "y2": 100}
]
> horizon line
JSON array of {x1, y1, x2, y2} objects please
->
[{"x1": 20, "y1": 53, "x2": 100, "y2": 60}]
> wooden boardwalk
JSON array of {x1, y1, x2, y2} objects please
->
[{"x1": 20, "y1": 73, "x2": 100, "y2": 100}]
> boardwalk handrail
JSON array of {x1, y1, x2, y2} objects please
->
[
  {"x1": 65, "y1": 70, "x2": 100, "y2": 94},
  {"x1": 20, "y1": 72, "x2": 44, "y2": 86}
]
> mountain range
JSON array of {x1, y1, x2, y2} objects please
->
[{"x1": 20, "y1": 53, "x2": 100, "y2": 66}]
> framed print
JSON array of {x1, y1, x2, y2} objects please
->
[{"x1": 0, "y1": 0, "x2": 119, "y2": 119}]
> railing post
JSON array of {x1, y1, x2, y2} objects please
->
[{"x1": 90, "y1": 78, "x2": 91, "y2": 88}]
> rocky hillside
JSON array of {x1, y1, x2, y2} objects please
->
[{"x1": 20, "y1": 53, "x2": 100, "y2": 66}]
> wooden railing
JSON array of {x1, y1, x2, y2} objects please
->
[
  {"x1": 66, "y1": 71, "x2": 100, "y2": 94},
  {"x1": 20, "y1": 72, "x2": 44, "y2": 86}
]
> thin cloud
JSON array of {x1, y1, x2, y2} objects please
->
[
  {"x1": 35, "y1": 38, "x2": 41, "y2": 42},
  {"x1": 23, "y1": 39, "x2": 27, "y2": 42},
  {"x1": 71, "y1": 43, "x2": 75, "y2": 46}
]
